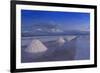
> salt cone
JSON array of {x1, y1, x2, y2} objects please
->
[{"x1": 25, "y1": 39, "x2": 48, "y2": 53}]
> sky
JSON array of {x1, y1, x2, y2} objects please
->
[{"x1": 21, "y1": 9, "x2": 90, "y2": 31}]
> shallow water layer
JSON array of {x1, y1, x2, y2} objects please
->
[{"x1": 21, "y1": 35, "x2": 90, "y2": 63}]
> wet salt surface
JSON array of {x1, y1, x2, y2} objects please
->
[{"x1": 21, "y1": 35, "x2": 90, "y2": 63}]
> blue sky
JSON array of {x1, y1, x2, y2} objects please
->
[{"x1": 21, "y1": 10, "x2": 90, "y2": 31}]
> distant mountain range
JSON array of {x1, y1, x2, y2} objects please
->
[
  {"x1": 22, "y1": 23, "x2": 90, "y2": 37},
  {"x1": 22, "y1": 30, "x2": 90, "y2": 37}
]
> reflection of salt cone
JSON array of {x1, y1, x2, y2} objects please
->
[
  {"x1": 25, "y1": 39, "x2": 47, "y2": 54},
  {"x1": 56, "y1": 37, "x2": 66, "y2": 46}
]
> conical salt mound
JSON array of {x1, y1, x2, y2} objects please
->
[
  {"x1": 56, "y1": 37, "x2": 66, "y2": 45},
  {"x1": 25, "y1": 39, "x2": 48, "y2": 53},
  {"x1": 65, "y1": 36, "x2": 77, "y2": 42}
]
